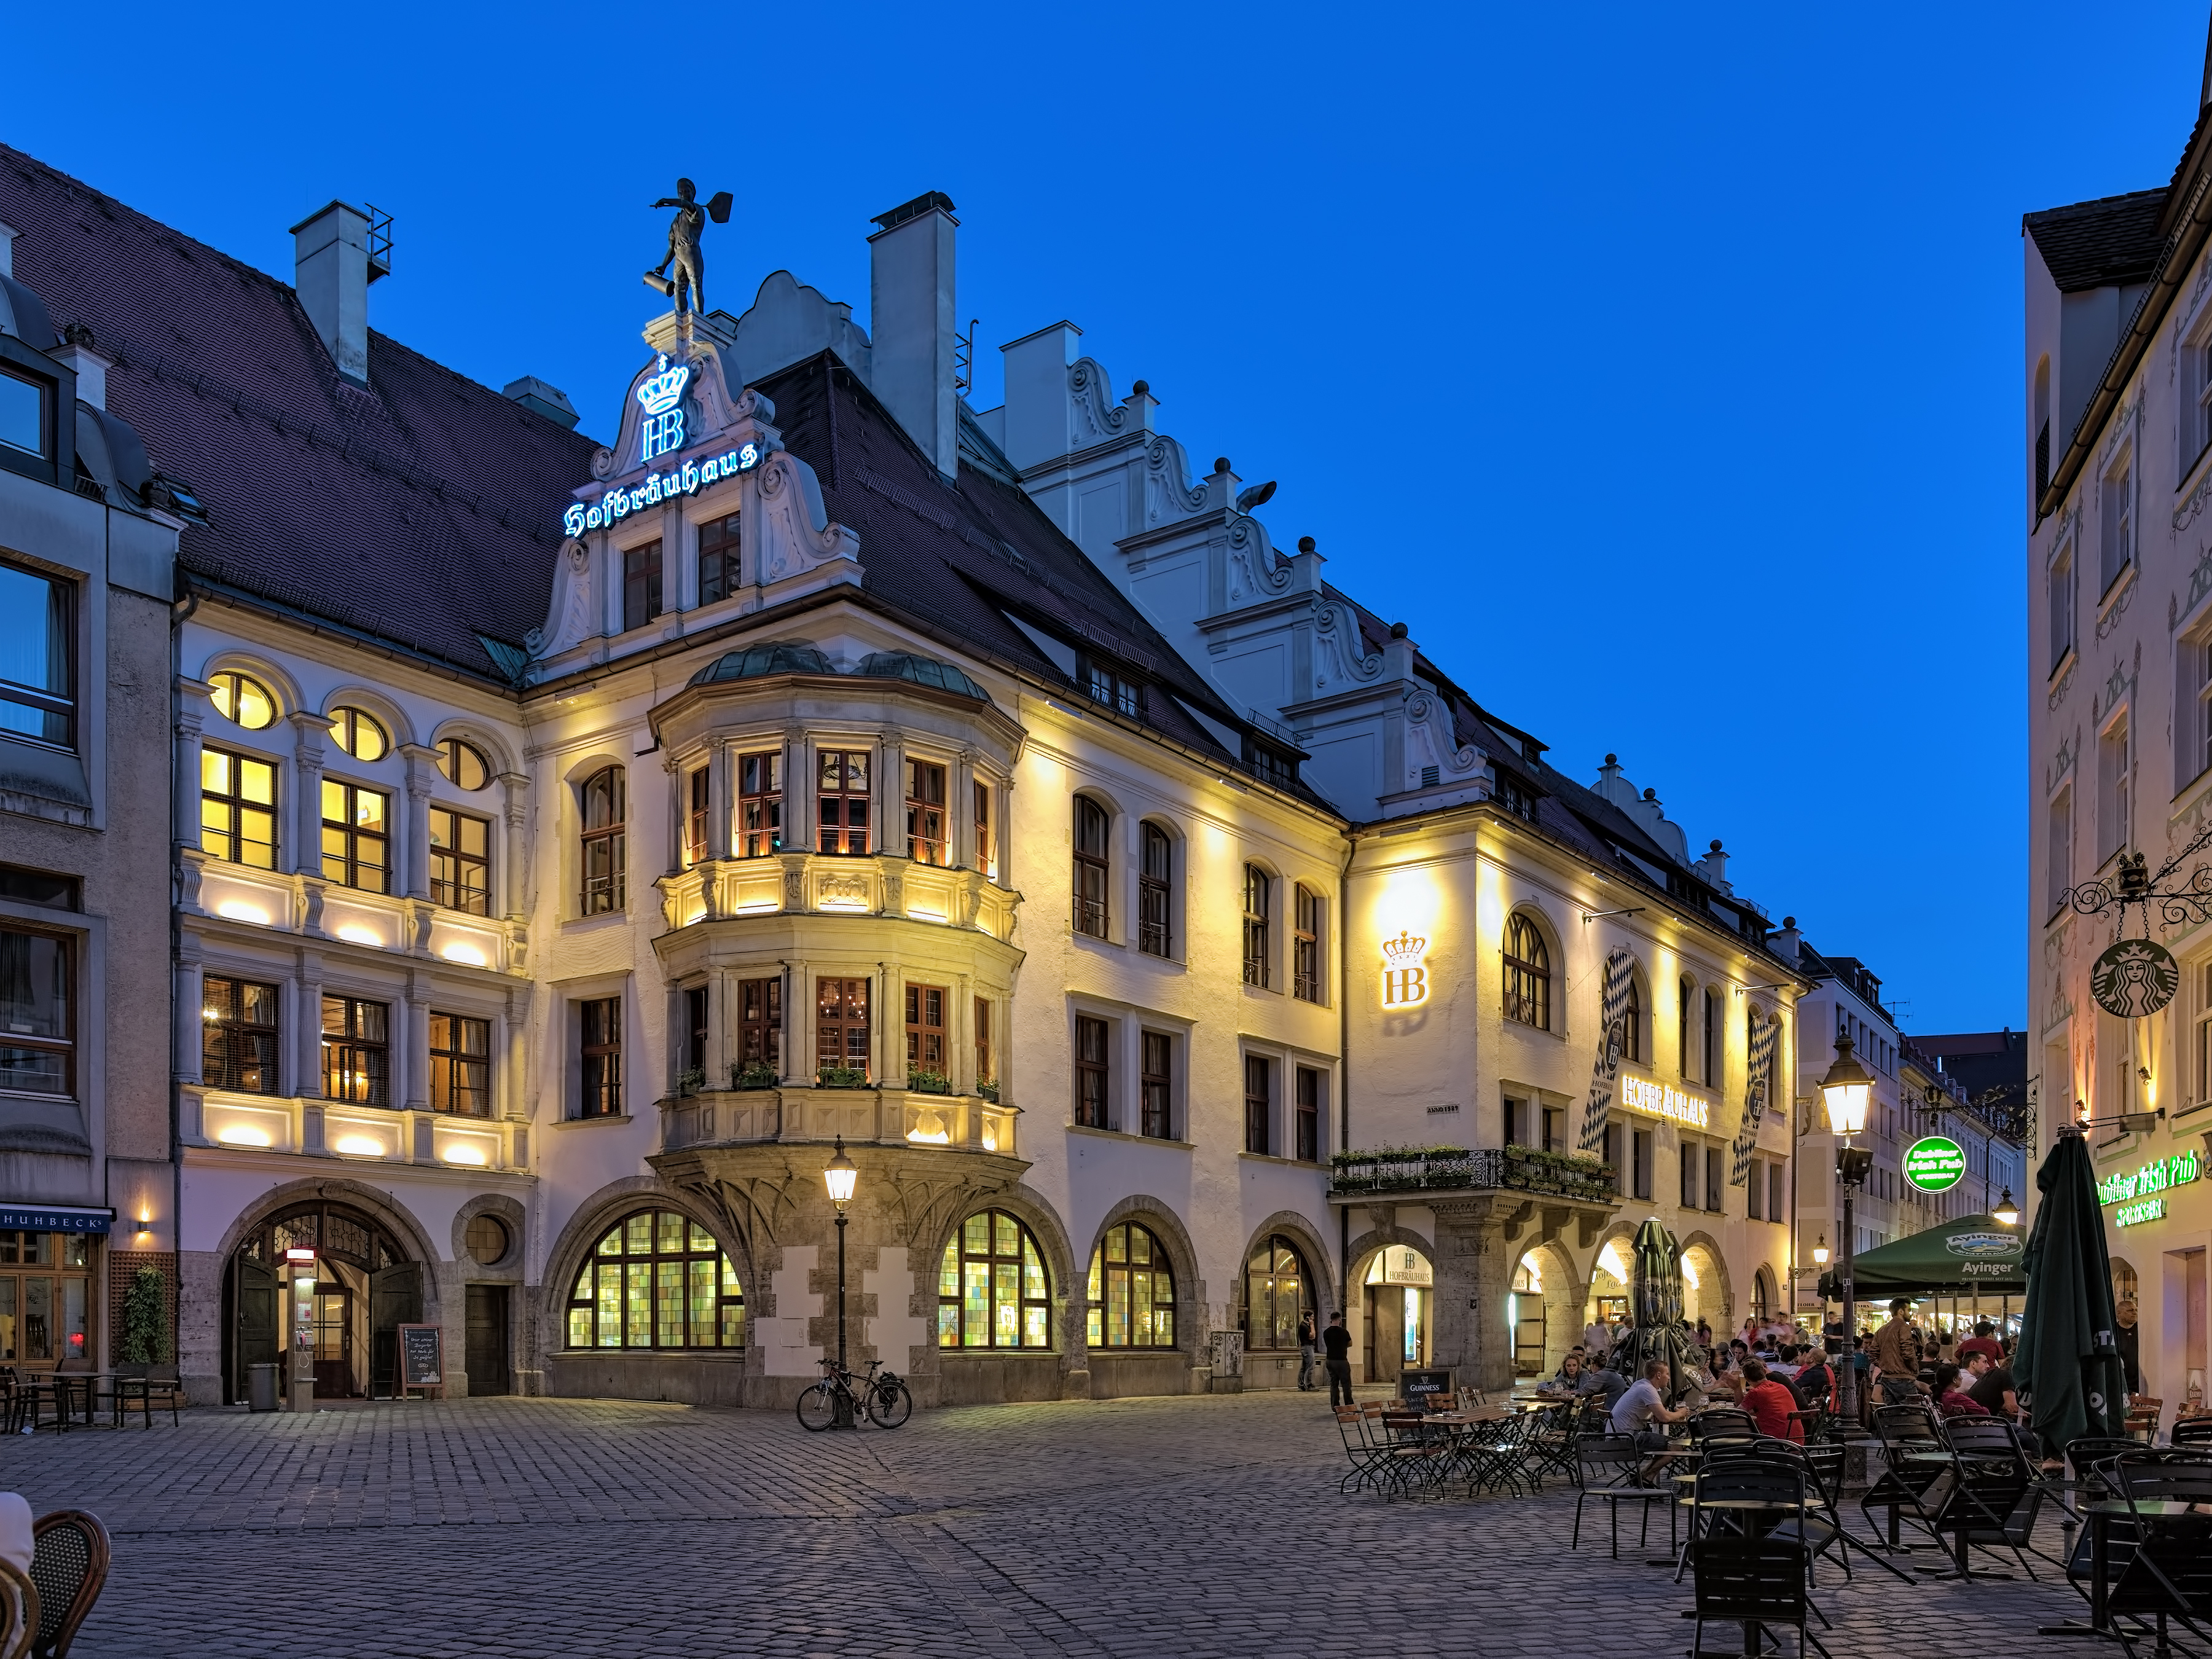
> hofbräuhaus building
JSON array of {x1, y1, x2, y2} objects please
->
[{"x1": 0, "y1": 146, "x2": 1803, "y2": 1405}]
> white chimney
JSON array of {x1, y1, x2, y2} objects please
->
[
  {"x1": 868, "y1": 192, "x2": 959, "y2": 479},
  {"x1": 291, "y1": 201, "x2": 380, "y2": 385},
  {"x1": 998, "y1": 320, "x2": 1083, "y2": 472},
  {"x1": 52, "y1": 331, "x2": 110, "y2": 410}
]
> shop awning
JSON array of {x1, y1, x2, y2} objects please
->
[
  {"x1": 0, "y1": 1206, "x2": 114, "y2": 1234},
  {"x1": 1815, "y1": 1213, "x2": 2025, "y2": 1300}
]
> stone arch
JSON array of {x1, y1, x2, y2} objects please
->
[
  {"x1": 1239, "y1": 1208, "x2": 1339, "y2": 1316},
  {"x1": 1508, "y1": 1235, "x2": 1585, "y2": 1378},
  {"x1": 214, "y1": 1175, "x2": 441, "y2": 1288},
  {"x1": 540, "y1": 1175, "x2": 748, "y2": 1339},
  {"x1": 1677, "y1": 1226, "x2": 1734, "y2": 1333},
  {"x1": 426, "y1": 719, "x2": 520, "y2": 785},
  {"x1": 318, "y1": 684, "x2": 418, "y2": 752},
  {"x1": 1077, "y1": 1196, "x2": 1204, "y2": 1360},
  {"x1": 922, "y1": 1179, "x2": 1081, "y2": 1356},
  {"x1": 193, "y1": 649, "x2": 302, "y2": 727},
  {"x1": 1586, "y1": 1220, "x2": 1643, "y2": 1326}
]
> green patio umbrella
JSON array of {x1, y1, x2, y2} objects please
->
[
  {"x1": 1606, "y1": 1217, "x2": 1700, "y2": 1405},
  {"x1": 1815, "y1": 1214, "x2": 2026, "y2": 1300},
  {"x1": 2016, "y1": 1128, "x2": 2127, "y2": 1454}
]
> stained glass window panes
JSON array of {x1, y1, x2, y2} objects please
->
[
  {"x1": 938, "y1": 1209, "x2": 1051, "y2": 1349},
  {"x1": 566, "y1": 1210, "x2": 745, "y2": 1350},
  {"x1": 1086, "y1": 1222, "x2": 1176, "y2": 1350}
]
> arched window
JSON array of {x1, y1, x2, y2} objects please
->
[
  {"x1": 1139, "y1": 823, "x2": 1172, "y2": 956},
  {"x1": 1087, "y1": 1221, "x2": 1176, "y2": 1349},
  {"x1": 436, "y1": 737, "x2": 490, "y2": 791},
  {"x1": 939, "y1": 1210, "x2": 1051, "y2": 1349},
  {"x1": 1073, "y1": 797, "x2": 1110, "y2": 938},
  {"x1": 1243, "y1": 1234, "x2": 1312, "y2": 1351},
  {"x1": 565, "y1": 1210, "x2": 745, "y2": 1349},
  {"x1": 1622, "y1": 977, "x2": 1642, "y2": 1064},
  {"x1": 1242, "y1": 865, "x2": 1271, "y2": 988},
  {"x1": 1502, "y1": 914, "x2": 1550, "y2": 1029},
  {"x1": 1751, "y1": 1267, "x2": 1773, "y2": 1325},
  {"x1": 209, "y1": 671, "x2": 276, "y2": 731},
  {"x1": 579, "y1": 767, "x2": 626, "y2": 913},
  {"x1": 328, "y1": 705, "x2": 388, "y2": 761}
]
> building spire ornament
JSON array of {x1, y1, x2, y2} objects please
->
[{"x1": 646, "y1": 178, "x2": 734, "y2": 314}]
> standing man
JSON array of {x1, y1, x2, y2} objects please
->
[
  {"x1": 1869, "y1": 1298, "x2": 1921, "y2": 1405},
  {"x1": 1585, "y1": 1311, "x2": 1612, "y2": 1363},
  {"x1": 1296, "y1": 1309, "x2": 1319, "y2": 1393},
  {"x1": 1322, "y1": 1311, "x2": 1355, "y2": 1408},
  {"x1": 2116, "y1": 1297, "x2": 2143, "y2": 1395}
]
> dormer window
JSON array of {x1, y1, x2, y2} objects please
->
[
  {"x1": 1085, "y1": 661, "x2": 1142, "y2": 717},
  {"x1": 1244, "y1": 740, "x2": 1295, "y2": 791}
]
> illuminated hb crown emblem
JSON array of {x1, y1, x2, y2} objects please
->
[
  {"x1": 636, "y1": 353, "x2": 692, "y2": 416},
  {"x1": 1381, "y1": 930, "x2": 1429, "y2": 1008},
  {"x1": 1381, "y1": 930, "x2": 1427, "y2": 969}
]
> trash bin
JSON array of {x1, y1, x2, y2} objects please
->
[{"x1": 247, "y1": 1362, "x2": 281, "y2": 1413}]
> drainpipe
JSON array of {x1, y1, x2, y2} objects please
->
[
  {"x1": 1338, "y1": 831, "x2": 1355, "y2": 1302},
  {"x1": 167, "y1": 586, "x2": 198, "y2": 1378}
]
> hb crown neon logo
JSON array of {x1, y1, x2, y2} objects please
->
[
  {"x1": 1381, "y1": 930, "x2": 1429, "y2": 1008},
  {"x1": 636, "y1": 354, "x2": 692, "y2": 464}
]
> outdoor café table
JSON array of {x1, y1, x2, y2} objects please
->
[{"x1": 2071, "y1": 1499, "x2": 2208, "y2": 1636}]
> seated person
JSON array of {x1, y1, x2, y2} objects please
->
[
  {"x1": 1553, "y1": 1352, "x2": 1587, "y2": 1390},
  {"x1": 1577, "y1": 1360, "x2": 1631, "y2": 1411},
  {"x1": 1612, "y1": 1359, "x2": 1692, "y2": 1470},
  {"x1": 1739, "y1": 1359, "x2": 1804, "y2": 1441},
  {"x1": 1932, "y1": 1362, "x2": 1989, "y2": 1420}
]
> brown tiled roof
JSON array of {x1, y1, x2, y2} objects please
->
[{"x1": 0, "y1": 144, "x2": 601, "y2": 679}]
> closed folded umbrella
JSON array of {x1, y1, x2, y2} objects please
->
[{"x1": 2016, "y1": 1128, "x2": 2127, "y2": 1454}]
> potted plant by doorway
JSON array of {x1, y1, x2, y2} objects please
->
[{"x1": 117, "y1": 1265, "x2": 170, "y2": 1376}]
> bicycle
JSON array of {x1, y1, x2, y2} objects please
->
[{"x1": 796, "y1": 1357, "x2": 913, "y2": 1431}]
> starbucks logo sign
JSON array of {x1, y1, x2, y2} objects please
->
[{"x1": 2091, "y1": 937, "x2": 2180, "y2": 1019}]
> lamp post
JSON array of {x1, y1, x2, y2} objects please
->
[
  {"x1": 823, "y1": 1138, "x2": 858, "y2": 1427},
  {"x1": 1821, "y1": 1033, "x2": 1873, "y2": 1426}
]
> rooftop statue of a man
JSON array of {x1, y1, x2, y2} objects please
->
[{"x1": 646, "y1": 178, "x2": 733, "y2": 314}]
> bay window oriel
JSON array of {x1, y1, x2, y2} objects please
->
[
  {"x1": 816, "y1": 978, "x2": 870, "y2": 1081},
  {"x1": 906, "y1": 759, "x2": 947, "y2": 865},
  {"x1": 739, "y1": 751, "x2": 781, "y2": 857}
]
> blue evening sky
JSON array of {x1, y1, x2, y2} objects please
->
[{"x1": 10, "y1": 2, "x2": 2206, "y2": 1032}]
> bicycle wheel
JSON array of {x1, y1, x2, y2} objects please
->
[
  {"x1": 796, "y1": 1381, "x2": 839, "y2": 1432},
  {"x1": 868, "y1": 1378, "x2": 913, "y2": 1429}
]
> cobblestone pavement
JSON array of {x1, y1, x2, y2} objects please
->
[{"x1": 0, "y1": 1392, "x2": 2082, "y2": 1658}]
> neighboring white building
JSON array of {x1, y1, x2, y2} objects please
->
[{"x1": 2025, "y1": 28, "x2": 2212, "y2": 1418}]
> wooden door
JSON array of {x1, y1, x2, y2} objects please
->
[
  {"x1": 233, "y1": 1259, "x2": 278, "y2": 1403},
  {"x1": 368, "y1": 1262, "x2": 422, "y2": 1398},
  {"x1": 465, "y1": 1284, "x2": 509, "y2": 1396},
  {"x1": 1367, "y1": 1285, "x2": 1403, "y2": 1384}
]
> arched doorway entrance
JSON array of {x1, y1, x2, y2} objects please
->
[
  {"x1": 222, "y1": 1200, "x2": 417, "y2": 1402},
  {"x1": 1363, "y1": 1243, "x2": 1432, "y2": 1383},
  {"x1": 1681, "y1": 1240, "x2": 1726, "y2": 1336}
]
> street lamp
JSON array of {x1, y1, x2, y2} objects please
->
[
  {"x1": 824, "y1": 1138, "x2": 858, "y2": 1427},
  {"x1": 1812, "y1": 1235, "x2": 1830, "y2": 1266},
  {"x1": 1993, "y1": 1187, "x2": 2020, "y2": 1226},
  {"x1": 1821, "y1": 1032, "x2": 1875, "y2": 1428}
]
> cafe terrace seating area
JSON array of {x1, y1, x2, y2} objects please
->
[{"x1": 1331, "y1": 1382, "x2": 2212, "y2": 1658}]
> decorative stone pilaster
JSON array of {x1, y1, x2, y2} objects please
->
[
  {"x1": 174, "y1": 677, "x2": 213, "y2": 849},
  {"x1": 398, "y1": 744, "x2": 439, "y2": 900},
  {"x1": 289, "y1": 710, "x2": 333, "y2": 879},
  {"x1": 498, "y1": 772, "x2": 530, "y2": 919},
  {"x1": 294, "y1": 946, "x2": 324, "y2": 1099},
  {"x1": 404, "y1": 973, "x2": 433, "y2": 1111}
]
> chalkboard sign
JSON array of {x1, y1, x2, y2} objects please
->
[
  {"x1": 396, "y1": 1323, "x2": 443, "y2": 1397},
  {"x1": 1400, "y1": 1367, "x2": 1455, "y2": 1411}
]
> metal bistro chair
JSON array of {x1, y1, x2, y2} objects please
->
[
  {"x1": 1859, "y1": 1402, "x2": 1950, "y2": 1550},
  {"x1": 1688, "y1": 1407, "x2": 1759, "y2": 1445},
  {"x1": 2098, "y1": 1449, "x2": 2212, "y2": 1658},
  {"x1": 1686, "y1": 1537, "x2": 1831, "y2": 1659},
  {"x1": 2168, "y1": 1416, "x2": 2212, "y2": 1451},
  {"x1": 1918, "y1": 1420, "x2": 2041, "y2": 1581},
  {"x1": 26, "y1": 1512, "x2": 108, "y2": 1659},
  {"x1": 1376, "y1": 1408, "x2": 1451, "y2": 1500},
  {"x1": 1333, "y1": 1406, "x2": 1397, "y2": 1497},
  {"x1": 1572, "y1": 1433, "x2": 1679, "y2": 1559},
  {"x1": 1524, "y1": 1397, "x2": 1585, "y2": 1490},
  {"x1": 1707, "y1": 1438, "x2": 1849, "y2": 1584},
  {"x1": 2126, "y1": 1397, "x2": 2166, "y2": 1444}
]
